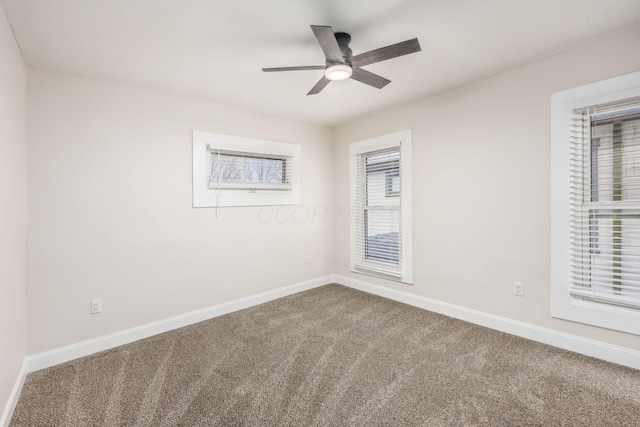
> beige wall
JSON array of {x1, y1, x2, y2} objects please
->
[
  {"x1": 332, "y1": 27, "x2": 640, "y2": 351},
  {"x1": 0, "y1": 2, "x2": 27, "y2": 417},
  {"x1": 26, "y1": 68, "x2": 334, "y2": 354}
]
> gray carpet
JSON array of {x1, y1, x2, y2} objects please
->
[{"x1": 10, "y1": 284, "x2": 640, "y2": 426}]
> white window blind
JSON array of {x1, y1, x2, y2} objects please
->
[
  {"x1": 354, "y1": 146, "x2": 402, "y2": 278},
  {"x1": 570, "y1": 97, "x2": 640, "y2": 309},
  {"x1": 207, "y1": 147, "x2": 292, "y2": 191}
]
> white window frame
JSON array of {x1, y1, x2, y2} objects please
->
[
  {"x1": 193, "y1": 130, "x2": 300, "y2": 207},
  {"x1": 551, "y1": 71, "x2": 640, "y2": 335},
  {"x1": 349, "y1": 129, "x2": 413, "y2": 284}
]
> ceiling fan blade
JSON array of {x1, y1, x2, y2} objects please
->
[
  {"x1": 262, "y1": 66, "x2": 325, "y2": 72},
  {"x1": 311, "y1": 25, "x2": 344, "y2": 64},
  {"x1": 350, "y1": 68, "x2": 391, "y2": 89},
  {"x1": 351, "y1": 38, "x2": 421, "y2": 68},
  {"x1": 307, "y1": 76, "x2": 331, "y2": 95}
]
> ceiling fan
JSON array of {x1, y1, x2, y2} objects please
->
[{"x1": 262, "y1": 25, "x2": 421, "y2": 95}]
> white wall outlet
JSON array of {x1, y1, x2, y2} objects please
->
[
  {"x1": 90, "y1": 299, "x2": 102, "y2": 314},
  {"x1": 307, "y1": 255, "x2": 312, "y2": 264},
  {"x1": 514, "y1": 282, "x2": 524, "y2": 296}
]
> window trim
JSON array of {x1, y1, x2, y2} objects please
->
[
  {"x1": 551, "y1": 71, "x2": 640, "y2": 335},
  {"x1": 349, "y1": 130, "x2": 413, "y2": 284},
  {"x1": 193, "y1": 130, "x2": 300, "y2": 207}
]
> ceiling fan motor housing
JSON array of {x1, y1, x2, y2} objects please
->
[{"x1": 334, "y1": 32, "x2": 353, "y2": 63}]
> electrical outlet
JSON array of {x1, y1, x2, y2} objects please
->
[
  {"x1": 91, "y1": 299, "x2": 102, "y2": 314},
  {"x1": 514, "y1": 282, "x2": 524, "y2": 296},
  {"x1": 307, "y1": 255, "x2": 312, "y2": 264}
]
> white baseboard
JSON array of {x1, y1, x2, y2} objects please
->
[
  {"x1": 332, "y1": 274, "x2": 640, "y2": 370},
  {"x1": 1, "y1": 360, "x2": 27, "y2": 427},
  {"x1": 19, "y1": 272, "x2": 640, "y2": 377},
  {"x1": 26, "y1": 275, "x2": 333, "y2": 373}
]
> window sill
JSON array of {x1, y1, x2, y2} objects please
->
[
  {"x1": 551, "y1": 290, "x2": 640, "y2": 336},
  {"x1": 207, "y1": 182, "x2": 293, "y2": 191},
  {"x1": 352, "y1": 265, "x2": 412, "y2": 285}
]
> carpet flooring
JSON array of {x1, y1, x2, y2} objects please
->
[{"x1": 10, "y1": 284, "x2": 640, "y2": 426}]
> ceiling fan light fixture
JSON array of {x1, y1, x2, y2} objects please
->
[
  {"x1": 324, "y1": 64, "x2": 352, "y2": 81},
  {"x1": 262, "y1": 25, "x2": 421, "y2": 94}
]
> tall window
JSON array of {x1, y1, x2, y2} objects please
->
[
  {"x1": 570, "y1": 99, "x2": 640, "y2": 308},
  {"x1": 350, "y1": 130, "x2": 413, "y2": 284},
  {"x1": 551, "y1": 71, "x2": 640, "y2": 336}
]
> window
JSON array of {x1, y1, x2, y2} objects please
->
[
  {"x1": 350, "y1": 130, "x2": 413, "y2": 284},
  {"x1": 385, "y1": 170, "x2": 400, "y2": 197},
  {"x1": 571, "y1": 101, "x2": 640, "y2": 307},
  {"x1": 208, "y1": 149, "x2": 292, "y2": 191},
  {"x1": 551, "y1": 71, "x2": 640, "y2": 335},
  {"x1": 193, "y1": 131, "x2": 300, "y2": 207}
]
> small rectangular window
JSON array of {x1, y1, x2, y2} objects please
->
[
  {"x1": 207, "y1": 148, "x2": 292, "y2": 191},
  {"x1": 386, "y1": 171, "x2": 400, "y2": 197},
  {"x1": 193, "y1": 131, "x2": 300, "y2": 207}
]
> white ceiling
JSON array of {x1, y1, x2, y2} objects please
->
[{"x1": 3, "y1": 0, "x2": 640, "y2": 126}]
